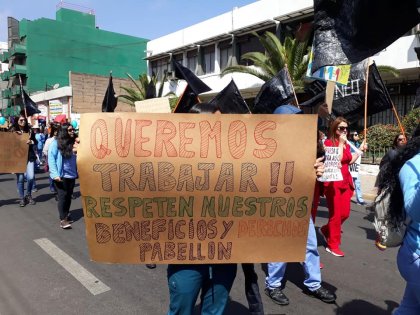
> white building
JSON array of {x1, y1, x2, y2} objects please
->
[{"x1": 146, "y1": 0, "x2": 420, "y2": 125}]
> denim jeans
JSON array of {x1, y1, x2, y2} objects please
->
[
  {"x1": 265, "y1": 217, "x2": 321, "y2": 292},
  {"x1": 167, "y1": 264, "x2": 237, "y2": 315},
  {"x1": 353, "y1": 176, "x2": 364, "y2": 203},
  {"x1": 393, "y1": 241, "x2": 420, "y2": 315},
  {"x1": 16, "y1": 161, "x2": 35, "y2": 199}
]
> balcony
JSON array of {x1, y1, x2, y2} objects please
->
[
  {"x1": 10, "y1": 44, "x2": 26, "y2": 56},
  {"x1": 0, "y1": 52, "x2": 9, "y2": 63},
  {"x1": 1, "y1": 89, "x2": 11, "y2": 99},
  {"x1": 1, "y1": 71, "x2": 10, "y2": 81},
  {"x1": 9, "y1": 64, "x2": 27, "y2": 77},
  {"x1": 3, "y1": 105, "x2": 22, "y2": 116},
  {"x1": 11, "y1": 85, "x2": 26, "y2": 97}
]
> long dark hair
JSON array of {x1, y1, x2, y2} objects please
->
[
  {"x1": 57, "y1": 124, "x2": 76, "y2": 158},
  {"x1": 10, "y1": 115, "x2": 30, "y2": 133},
  {"x1": 379, "y1": 128, "x2": 420, "y2": 221},
  {"x1": 49, "y1": 123, "x2": 60, "y2": 138}
]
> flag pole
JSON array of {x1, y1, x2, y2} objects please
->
[
  {"x1": 363, "y1": 59, "x2": 371, "y2": 141},
  {"x1": 391, "y1": 101, "x2": 406, "y2": 138},
  {"x1": 18, "y1": 74, "x2": 27, "y2": 118},
  {"x1": 285, "y1": 65, "x2": 299, "y2": 107}
]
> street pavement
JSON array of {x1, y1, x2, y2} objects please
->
[{"x1": 0, "y1": 170, "x2": 404, "y2": 315}]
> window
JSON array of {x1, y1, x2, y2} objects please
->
[
  {"x1": 174, "y1": 53, "x2": 183, "y2": 65},
  {"x1": 237, "y1": 34, "x2": 264, "y2": 66},
  {"x1": 151, "y1": 58, "x2": 169, "y2": 80},
  {"x1": 219, "y1": 40, "x2": 232, "y2": 70},
  {"x1": 202, "y1": 45, "x2": 215, "y2": 74},
  {"x1": 187, "y1": 50, "x2": 198, "y2": 73}
]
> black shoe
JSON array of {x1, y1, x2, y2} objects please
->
[
  {"x1": 146, "y1": 264, "x2": 156, "y2": 269},
  {"x1": 19, "y1": 198, "x2": 26, "y2": 207},
  {"x1": 308, "y1": 286, "x2": 336, "y2": 303},
  {"x1": 265, "y1": 287, "x2": 289, "y2": 305}
]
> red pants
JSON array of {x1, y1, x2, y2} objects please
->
[{"x1": 324, "y1": 185, "x2": 353, "y2": 250}]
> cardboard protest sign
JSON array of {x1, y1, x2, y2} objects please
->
[
  {"x1": 317, "y1": 147, "x2": 343, "y2": 182},
  {"x1": 135, "y1": 97, "x2": 171, "y2": 114},
  {"x1": 78, "y1": 113, "x2": 318, "y2": 264},
  {"x1": 0, "y1": 133, "x2": 29, "y2": 173},
  {"x1": 349, "y1": 156, "x2": 361, "y2": 178}
]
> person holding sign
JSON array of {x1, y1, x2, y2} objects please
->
[
  {"x1": 349, "y1": 131, "x2": 367, "y2": 205},
  {"x1": 167, "y1": 103, "x2": 237, "y2": 315},
  {"x1": 48, "y1": 124, "x2": 79, "y2": 229},
  {"x1": 10, "y1": 114, "x2": 38, "y2": 207},
  {"x1": 265, "y1": 105, "x2": 336, "y2": 306},
  {"x1": 320, "y1": 117, "x2": 361, "y2": 257}
]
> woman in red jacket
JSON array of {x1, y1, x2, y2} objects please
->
[{"x1": 320, "y1": 117, "x2": 360, "y2": 257}]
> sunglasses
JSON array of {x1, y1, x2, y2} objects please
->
[
  {"x1": 353, "y1": 133, "x2": 359, "y2": 136},
  {"x1": 337, "y1": 126, "x2": 348, "y2": 132},
  {"x1": 68, "y1": 128, "x2": 75, "y2": 132},
  {"x1": 397, "y1": 138, "x2": 405, "y2": 142},
  {"x1": 18, "y1": 119, "x2": 25, "y2": 122}
]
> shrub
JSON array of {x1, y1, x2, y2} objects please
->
[
  {"x1": 402, "y1": 107, "x2": 420, "y2": 136},
  {"x1": 366, "y1": 124, "x2": 400, "y2": 149}
]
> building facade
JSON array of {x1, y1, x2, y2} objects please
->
[
  {"x1": 146, "y1": 0, "x2": 420, "y2": 127},
  {"x1": 0, "y1": 4, "x2": 148, "y2": 117}
]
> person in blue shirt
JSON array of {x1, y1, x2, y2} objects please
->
[
  {"x1": 48, "y1": 124, "x2": 78, "y2": 229},
  {"x1": 381, "y1": 126, "x2": 420, "y2": 314},
  {"x1": 348, "y1": 131, "x2": 367, "y2": 205},
  {"x1": 265, "y1": 105, "x2": 336, "y2": 306}
]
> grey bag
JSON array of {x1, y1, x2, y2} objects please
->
[{"x1": 372, "y1": 191, "x2": 409, "y2": 249}]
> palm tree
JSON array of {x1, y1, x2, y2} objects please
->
[
  {"x1": 119, "y1": 72, "x2": 168, "y2": 106},
  {"x1": 221, "y1": 31, "x2": 310, "y2": 92},
  {"x1": 221, "y1": 31, "x2": 399, "y2": 92}
]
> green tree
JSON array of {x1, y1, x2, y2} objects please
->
[
  {"x1": 119, "y1": 73, "x2": 169, "y2": 106},
  {"x1": 221, "y1": 31, "x2": 309, "y2": 92},
  {"x1": 402, "y1": 107, "x2": 420, "y2": 135}
]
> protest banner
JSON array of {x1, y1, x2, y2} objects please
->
[
  {"x1": 317, "y1": 147, "x2": 343, "y2": 182},
  {"x1": 0, "y1": 133, "x2": 29, "y2": 173},
  {"x1": 349, "y1": 155, "x2": 361, "y2": 178},
  {"x1": 78, "y1": 113, "x2": 317, "y2": 264}
]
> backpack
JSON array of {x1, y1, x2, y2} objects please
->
[{"x1": 372, "y1": 190, "x2": 409, "y2": 250}]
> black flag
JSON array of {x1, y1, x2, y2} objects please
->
[
  {"x1": 145, "y1": 78, "x2": 156, "y2": 99},
  {"x1": 253, "y1": 68, "x2": 294, "y2": 114},
  {"x1": 172, "y1": 60, "x2": 211, "y2": 113},
  {"x1": 312, "y1": 0, "x2": 420, "y2": 72},
  {"x1": 102, "y1": 74, "x2": 118, "y2": 112},
  {"x1": 22, "y1": 89, "x2": 41, "y2": 117},
  {"x1": 209, "y1": 80, "x2": 250, "y2": 114}
]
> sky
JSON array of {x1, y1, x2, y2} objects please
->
[{"x1": 0, "y1": 0, "x2": 258, "y2": 43}]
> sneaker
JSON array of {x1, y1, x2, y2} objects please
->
[
  {"x1": 146, "y1": 264, "x2": 156, "y2": 269},
  {"x1": 326, "y1": 247, "x2": 345, "y2": 257},
  {"x1": 308, "y1": 286, "x2": 336, "y2": 303},
  {"x1": 60, "y1": 220, "x2": 72, "y2": 229},
  {"x1": 19, "y1": 198, "x2": 26, "y2": 207},
  {"x1": 65, "y1": 215, "x2": 74, "y2": 224},
  {"x1": 357, "y1": 201, "x2": 366, "y2": 206},
  {"x1": 32, "y1": 188, "x2": 38, "y2": 193},
  {"x1": 264, "y1": 287, "x2": 289, "y2": 305},
  {"x1": 25, "y1": 195, "x2": 36, "y2": 205}
]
